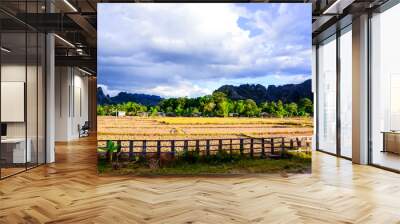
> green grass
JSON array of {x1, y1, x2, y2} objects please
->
[{"x1": 98, "y1": 151, "x2": 311, "y2": 176}]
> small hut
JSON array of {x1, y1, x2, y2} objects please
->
[
  {"x1": 138, "y1": 112, "x2": 149, "y2": 117},
  {"x1": 229, "y1": 113, "x2": 239, "y2": 117},
  {"x1": 117, "y1": 111, "x2": 126, "y2": 117},
  {"x1": 260, "y1": 112, "x2": 270, "y2": 118}
]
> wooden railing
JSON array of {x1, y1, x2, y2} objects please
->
[{"x1": 97, "y1": 136, "x2": 312, "y2": 160}]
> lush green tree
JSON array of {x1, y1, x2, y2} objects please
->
[
  {"x1": 97, "y1": 106, "x2": 106, "y2": 116},
  {"x1": 265, "y1": 101, "x2": 277, "y2": 116},
  {"x1": 243, "y1": 99, "x2": 260, "y2": 117},
  {"x1": 298, "y1": 98, "x2": 313, "y2": 116},
  {"x1": 203, "y1": 101, "x2": 216, "y2": 116},
  {"x1": 216, "y1": 100, "x2": 230, "y2": 117},
  {"x1": 97, "y1": 96, "x2": 313, "y2": 118},
  {"x1": 274, "y1": 100, "x2": 286, "y2": 118},
  {"x1": 234, "y1": 100, "x2": 245, "y2": 115},
  {"x1": 150, "y1": 106, "x2": 159, "y2": 116},
  {"x1": 285, "y1": 102, "x2": 298, "y2": 117},
  {"x1": 211, "y1": 92, "x2": 230, "y2": 117}
]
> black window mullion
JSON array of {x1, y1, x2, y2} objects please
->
[
  {"x1": 336, "y1": 28, "x2": 341, "y2": 157},
  {"x1": 36, "y1": 0, "x2": 39, "y2": 167},
  {"x1": 315, "y1": 44, "x2": 319, "y2": 151},
  {"x1": 25, "y1": 0, "x2": 28, "y2": 171}
]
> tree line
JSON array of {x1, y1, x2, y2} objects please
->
[{"x1": 97, "y1": 91, "x2": 313, "y2": 118}]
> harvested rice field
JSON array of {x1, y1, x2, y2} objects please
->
[{"x1": 97, "y1": 116, "x2": 313, "y2": 141}]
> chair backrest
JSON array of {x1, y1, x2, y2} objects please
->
[{"x1": 82, "y1": 121, "x2": 90, "y2": 129}]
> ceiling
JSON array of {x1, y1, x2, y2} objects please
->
[{"x1": 0, "y1": 0, "x2": 394, "y2": 75}]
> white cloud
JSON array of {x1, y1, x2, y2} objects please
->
[
  {"x1": 136, "y1": 80, "x2": 212, "y2": 98},
  {"x1": 271, "y1": 74, "x2": 310, "y2": 84},
  {"x1": 98, "y1": 3, "x2": 311, "y2": 97}
]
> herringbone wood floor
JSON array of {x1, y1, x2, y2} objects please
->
[{"x1": 1, "y1": 135, "x2": 400, "y2": 224}]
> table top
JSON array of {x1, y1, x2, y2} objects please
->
[
  {"x1": 381, "y1": 131, "x2": 400, "y2": 134},
  {"x1": 1, "y1": 138, "x2": 30, "y2": 143}
]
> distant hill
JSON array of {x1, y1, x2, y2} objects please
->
[
  {"x1": 215, "y1": 79, "x2": 312, "y2": 104},
  {"x1": 97, "y1": 87, "x2": 162, "y2": 106},
  {"x1": 97, "y1": 79, "x2": 312, "y2": 106},
  {"x1": 97, "y1": 87, "x2": 112, "y2": 105},
  {"x1": 265, "y1": 79, "x2": 312, "y2": 103},
  {"x1": 111, "y1": 92, "x2": 162, "y2": 106},
  {"x1": 217, "y1": 84, "x2": 268, "y2": 104}
]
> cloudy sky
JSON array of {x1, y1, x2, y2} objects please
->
[{"x1": 98, "y1": 3, "x2": 311, "y2": 98}]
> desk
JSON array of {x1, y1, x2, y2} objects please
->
[
  {"x1": 382, "y1": 131, "x2": 400, "y2": 154},
  {"x1": 1, "y1": 138, "x2": 31, "y2": 164}
]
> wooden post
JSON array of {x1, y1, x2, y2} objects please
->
[
  {"x1": 281, "y1": 137, "x2": 285, "y2": 157},
  {"x1": 206, "y1": 140, "x2": 210, "y2": 156},
  {"x1": 240, "y1": 139, "x2": 244, "y2": 156},
  {"x1": 116, "y1": 140, "x2": 121, "y2": 163},
  {"x1": 142, "y1": 140, "x2": 147, "y2": 158},
  {"x1": 117, "y1": 140, "x2": 121, "y2": 150},
  {"x1": 290, "y1": 139, "x2": 294, "y2": 149},
  {"x1": 218, "y1": 139, "x2": 222, "y2": 152},
  {"x1": 250, "y1": 138, "x2": 254, "y2": 158},
  {"x1": 129, "y1": 140, "x2": 134, "y2": 160},
  {"x1": 184, "y1": 140, "x2": 188, "y2": 153},
  {"x1": 157, "y1": 140, "x2": 161, "y2": 159},
  {"x1": 171, "y1": 140, "x2": 175, "y2": 156},
  {"x1": 271, "y1": 138, "x2": 275, "y2": 154},
  {"x1": 230, "y1": 139, "x2": 233, "y2": 156},
  {"x1": 195, "y1": 140, "x2": 200, "y2": 154},
  {"x1": 261, "y1": 138, "x2": 265, "y2": 158}
]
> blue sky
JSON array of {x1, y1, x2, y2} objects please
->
[{"x1": 98, "y1": 3, "x2": 311, "y2": 98}]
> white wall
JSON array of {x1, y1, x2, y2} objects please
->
[
  {"x1": 55, "y1": 67, "x2": 89, "y2": 141},
  {"x1": 55, "y1": 67, "x2": 69, "y2": 141}
]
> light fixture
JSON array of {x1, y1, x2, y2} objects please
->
[
  {"x1": 63, "y1": 0, "x2": 78, "y2": 12},
  {"x1": 78, "y1": 67, "x2": 92, "y2": 76},
  {"x1": 76, "y1": 48, "x2": 86, "y2": 56},
  {"x1": 322, "y1": 0, "x2": 354, "y2": 15},
  {"x1": 54, "y1": 34, "x2": 75, "y2": 48},
  {"x1": 1, "y1": 47, "x2": 11, "y2": 53}
]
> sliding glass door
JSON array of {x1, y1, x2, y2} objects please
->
[
  {"x1": 370, "y1": 3, "x2": 400, "y2": 171},
  {"x1": 316, "y1": 24, "x2": 353, "y2": 158},
  {"x1": 317, "y1": 35, "x2": 337, "y2": 154},
  {"x1": 1, "y1": 29, "x2": 28, "y2": 177},
  {"x1": 0, "y1": 2, "x2": 46, "y2": 179}
]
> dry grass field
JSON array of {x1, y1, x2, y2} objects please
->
[{"x1": 97, "y1": 116, "x2": 313, "y2": 141}]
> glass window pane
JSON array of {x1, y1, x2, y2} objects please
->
[
  {"x1": 27, "y1": 31, "x2": 38, "y2": 168},
  {"x1": 1, "y1": 31, "x2": 27, "y2": 177},
  {"x1": 0, "y1": 1, "x2": 46, "y2": 179},
  {"x1": 38, "y1": 33, "x2": 45, "y2": 165},
  {"x1": 340, "y1": 28, "x2": 352, "y2": 158},
  {"x1": 318, "y1": 36, "x2": 337, "y2": 154},
  {"x1": 371, "y1": 3, "x2": 400, "y2": 171}
]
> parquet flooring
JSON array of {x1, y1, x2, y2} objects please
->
[{"x1": 1, "y1": 135, "x2": 400, "y2": 223}]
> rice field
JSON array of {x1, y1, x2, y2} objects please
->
[{"x1": 97, "y1": 116, "x2": 313, "y2": 141}]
